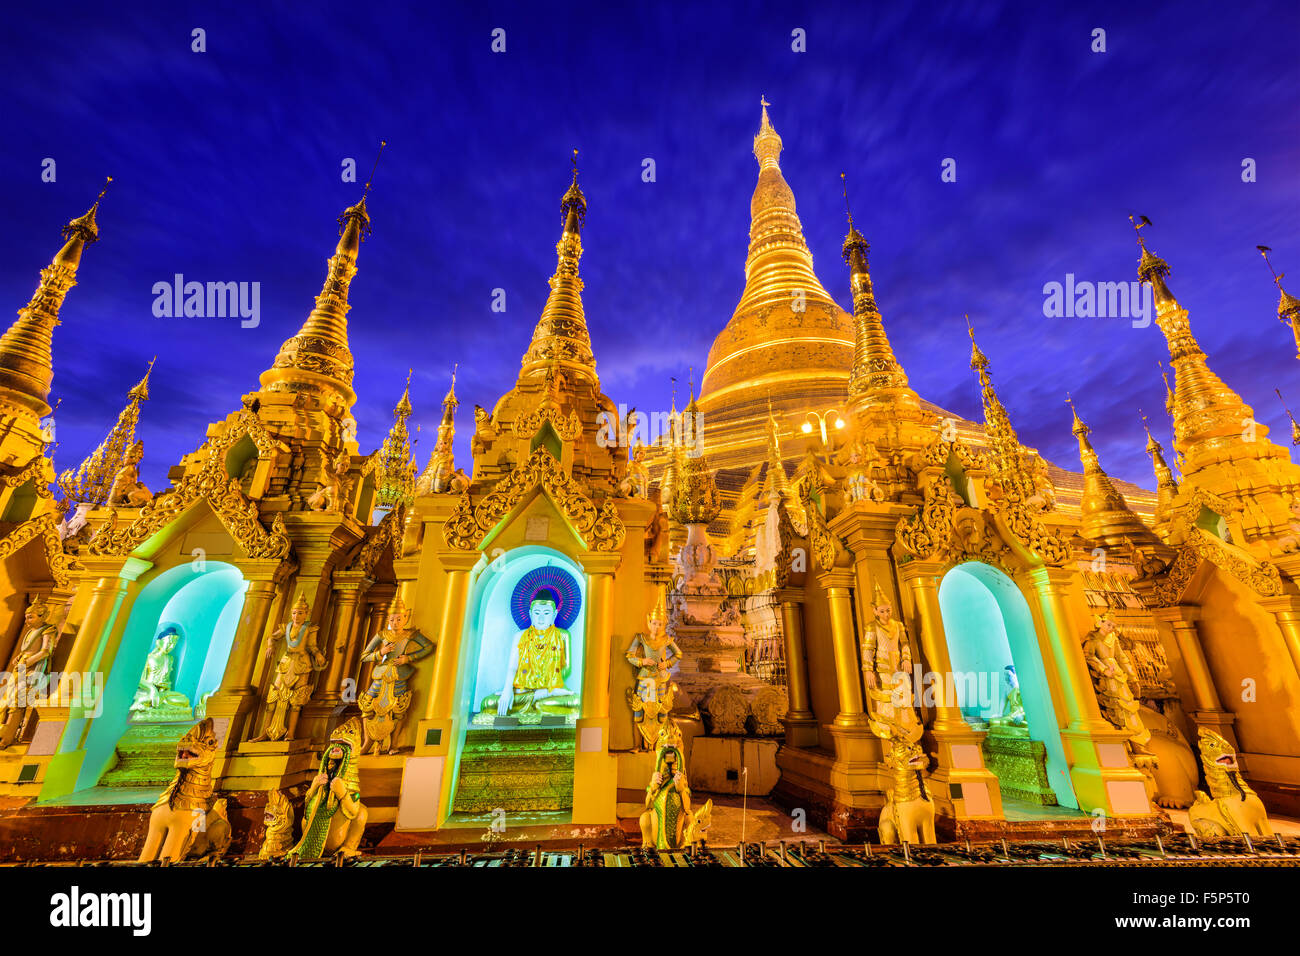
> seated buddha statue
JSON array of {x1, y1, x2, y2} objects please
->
[{"x1": 480, "y1": 588, "x2": 581, "y2": 717}]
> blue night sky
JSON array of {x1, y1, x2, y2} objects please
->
[{"x1": 1, "y1": 0, "x2": 1296, "y2": 494}]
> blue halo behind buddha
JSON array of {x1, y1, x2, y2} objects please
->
[{"x1": 510, "y1": 567, "x2": 582, "y2": 631}]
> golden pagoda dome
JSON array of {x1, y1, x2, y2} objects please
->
[{"x1": 696, "y1": 99, "x2": 855, "y2": 473}]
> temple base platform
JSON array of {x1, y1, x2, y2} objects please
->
[{"x1": 450, "y1": 726, "x2": 576, "y2": 814}]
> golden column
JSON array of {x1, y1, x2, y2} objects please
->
[
  {"x1": 425, "y1": 553, "x2": 478, "y2": 720},
  {"x1": 1260, "y1": 595, "x2": 1300, "y2": 684},
  {"x1": 820, "y1": 569, "x2": 867, "y2": 727},
  {"x1": 1153, "y1": 604, "x2": 1238, "y2": 746},
  {"x1": 60, "y1": 558, "x2": 150, "y2": 691},
  {"x1": 216, "y1": 574, "x2": 279, "y2": 697},
  {"x1": 316, "y1": 571, "x2": 372, "y2": 705},
  {"x1": 1027, "y1": 566, "x2": 1109, "y2": 732},
  {"x1": 581, "y1": 560, "x2": 618, "y2": 719},
  {"x1": 896, "y1": 560, "x2": 968, "y2": 732},
  {"x1": 777, "y1": 588, "x2": 819, "y2": 746}
]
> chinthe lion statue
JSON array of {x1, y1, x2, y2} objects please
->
[
  {"x1": 259, "y1": 789, "x2": 296, "y2": 860},
  {"x1": 877, "y1": 737, "x2": 936, "y2": 846},
  {"x1": 1187, "y1": 729, "x2": 1273, "y2": 839},
  {"x1": 138, "y1": 717, "x2": 221, "y2": 863}
]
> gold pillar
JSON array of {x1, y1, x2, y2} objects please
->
[
  {"x1": 316, "y1": 572, "x2": 371, "y2": 704},
  {"x1": 1260, "y1": 595, "x2": 1300, "y2": 684},
  {"x1": 1155, "y1": 605, "x2": 1222, "y2": 712},
  {"x1": 821, "y1": 570, "x2": 867, "y2": 727},
  {"x1": 581, "y1": 569, "x2": 616, "y2": 719},
  {"x1": 897, "y1": 562, "x2": 966, "y2": 732},
  {"x1": 778, "y1": 591, "x2": 814, "y2": 721},
  {"x1": 426, "y1": 563, "x2": 474, "y2": 720},
  {"x1": 217, "y1": 576, "x2": 278, "y2": 696},
  {"x1": 1027, "y1": 566, "x2": 1109, "y2": 733}
]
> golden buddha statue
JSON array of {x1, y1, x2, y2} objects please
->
[
  {"x1": 480, "y1": 587, "x2": 580, "y2": 717},
  {"x1": 129, "y1": 626, "x2": 194, "y2": 720}
]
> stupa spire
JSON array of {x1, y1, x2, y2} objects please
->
[
  {"x1": 968, "y1": 317, "x2": 1023, "y2": 468},
  {"x1": 0, "y1": 178, "x2": 109, "y2": 427},
  {"x1": 259, "y1": 141, "x2": 385, "y2": 407},
  {"x1": 1068, "y1": 397, "x2": 1152, "y2": 543},
  {"x1": 376, "y1": 369, "x2": 416, "y2": 509},
  {"x1": 764, "y1": 394, "x2": 789, "y2": 499},
  {"x1": 1132, "y1": 217, "x2": 1268, "y2": 478},
  {"x1": 1141, "y1": 412, "x2": 1180, "y2": 517},
  {"x1": 728, "y1": 97, "x2": 837, "y2": 319},
  {"x1": 840, "y1": 172, "x2": 915, "y2": 413},
  {"x1": 416, "y1": 365, "x2": 459, "y2": 495},
  {"x1": 1258, "y1": 245, "x2": 1300, "y2": 360},
  {"x1": 519, "y1": 149, "x2": 596, "y2": 385},
  {"x1": 58, "y1": 357, "x2": 152, "y2": 505}
]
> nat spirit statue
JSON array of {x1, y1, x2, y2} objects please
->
[
  {"x1": 290, "y1": 717, "x2": 368, "y2": 859},
  {"x1": 129, "y1": 626, "x2": 194, "y2": 720},
  {"x1": 357, "y1": 596, "x2": 434, "y2": 754},
  {"x1": 251, "y1": 593, "x2": 325, "y2": 742},
  {"x1": 480, "y1": 587, "x2": 580, "y2": 717},
  {"x1": 138, "y1": 718, "x2": 220, "y2": 862},
  {"x1": 625, "y1": 589, "x2": 681, "y2": 750},
  {"x1": 1081, "y1": 613, "x2": 1151, "y2": 751},
  {"x1": 860, "y1": 580, "x2": 920, "y2": 741},
  {"x1": 0, "y1": 596, "x2": 59, "y2": 749},
  {"x1": 638, "y1": 720, "x2": 712, "y2": 850}
]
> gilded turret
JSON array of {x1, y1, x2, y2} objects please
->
[
  {"x1": 519, "y1": 149, "x2": 596, "y2": 386},
  {"x1": 416, "y1": 366, "x2": 458, "y2": 495},
  {"x1": 840, "y1": 174, "x2": 918, "y2": 417},
  {"x1": 670, "y1": 391, "x2": 722, "y2": 525},
  {"x1": 1143, "y1": 418, "x2": 1180, "y2": 525},
  {"x1": 968, "y1": 321, "x2": 1025, "y2": 481},
  {"x1": 696, "y1": 99, "x2": 855, "y2": 472},
  {"x1": 763, "y1": 397, "x2": 790, "y2": 501},
  {"x1": 1258, "y1": 246, "x2": 1300, "y2": 361},
  {"x1": 0, "y1": 180, "x2": 107, "y2": 435},
  {"x1": 1070, "y1": 400, "x2": 1160, "y2": 547},
  {"x1": 59, "y1": 359, "x2": 153, "y2": 504},
  {"x1": 1135, "y1": 218, "x2": 1299, "y2": 543},
  {"x1": 257, "y1": 195, "x2": 370, "y2": 406},
  {"x1": 375, "y1": 372, "x2": 417, "y2": 510}
]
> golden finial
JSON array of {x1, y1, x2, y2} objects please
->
[
  {"x1": 1276, "y1": 389, "x2": 1300, "y2": 446},
  {"x1": 841, "y1": 172, "x2": 853, "y2": 227},
  {"x1": 966, "y1": 313, "x2": 988, "y2": 370},
  {"x1": 753, "y1": 95, "x2": 782, "y2": 170},
  {"x1": 362, "y1": 140, "x2": 387, "y2": 200},
  {"x1": 1259, "y1": 245, "x2": 1300, "y2": 356},
  {"x1": 1128, "y1": 213, "x2": 1152, "y2": 250},
  {"x1": 58, "y1": 358, "x2": 153, "y2": 504}
]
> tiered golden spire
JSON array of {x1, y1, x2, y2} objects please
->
[
  {"x1": 519, "y1": 150, "x2": 596, "y2": 385},
  {"x1": 0, "y1": 178, "x2": 109, "y2": 427},
  {"x1": 727, "y1": 98, "x2": 839, "y2": 322},
  {"x1": 375, "y1": 370, "x2": 417, "y2": 509},
  {"x1": 670, "y1": 386, "x2": 722, "y2": 525},
  {"x1": 967, "y1": 318, "x2": 1025, "y2": 478},
  {"x1": 840, "y1": 172, "x2": 916, "y2": 413},
  {"x1": 1141, "y1": 413, "x2": 1180, "y2": 518},
  {"x1": 1259, "y1": 246, "x2": 1300, "y2": 360},
  {"x1": 58, "y1": 359, "x2": 153, "y2": 504},
  {"x1": 416, "y1": 365, "x2": 458, "y2": 493},
  {"x1": 763, "y1": 395, "x2": 790, "y2": 499},
  {"x1": 1133, "y1": 217, "x2": 1268, "y2": 477},
  {"x1": 259, "y1": 141, "x2": 385, "y2": 407},
  {"x1": 1068, "y1": 398, "x2": 1154, "y2": 544}
]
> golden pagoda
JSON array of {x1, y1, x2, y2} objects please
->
[{"x1": 695, "y1": 99, "x2": 856, "y2": 476}]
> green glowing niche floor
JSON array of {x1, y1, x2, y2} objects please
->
[{"x1": 37, "y1": 786, "x2": 158, "y2": 807}]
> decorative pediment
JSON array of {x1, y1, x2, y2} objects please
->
[
  {"x1": 348, "y1": 502, "x2": 404, "y2": 575},
  {"x1": 89, "y1": 466, "x2": 291, "y2": 560},
  {"x1": 1141, "y1": 527, "x2": 1283, "y2": 607},
  {"x1": 442, "y1": 449, "x2": 624, "y2": 552},
  {"x1": 0, "y1": 512, "x2": 82, "y2": 587},
  {"x1": 199, "y1": 410, "x2": 289, "y2": 467},
  {"x1": 0, "y1": 456, "x2": 55, "y2": 496},
  {"x1": 513, "y1": 404, "x2": 582, "y2": 442}
]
